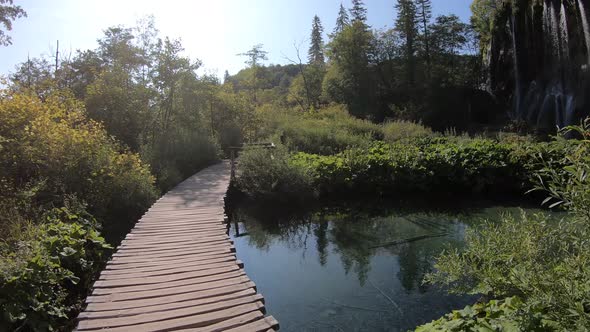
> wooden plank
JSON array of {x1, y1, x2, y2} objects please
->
[
  {"x1": 93, "y1": 265, "x2": 241, "y2": 288},
  {"x1": 82, "y1": 288, "x2": 258, "y2": 315},
  {"x1": 109, "y1": 244, "x2": 235, "y2": 261},
  {"x1": 78, "y1": 302, "x2": 266, "y2": 331},
  {"x1": 103, "y1": 255, "x2": 237, "y2": 274},
  {"x1": 105, "y1": 253, "x2": 236, "y2": 270},
  {"x1": 109, "y1": 248, "x2": 235, "y2": 264},
  {"x1": 100, "y1": 261, "x2": 241, "y2": 280},
  {"x1": 224, "y1": 316, "x2": 280, "y2": 332},
  {"x1": 129, "y1": 225, "x2": 227, "y2": 234},
  {"x1": 123, "y1": 231, "x2": 227, "y2": 241},
  {"x1": 89, "y1": 271, "x2": 249, "y2": 297},
  {"x1": 118, "y1": 236, "x2": 230, "y2": 249},
  {"x1": 78, "y1": 296, "x2": 265, "y2": 329},
  {"x1": 182, "y1": 312, "x2": 266, "y2": 332}
]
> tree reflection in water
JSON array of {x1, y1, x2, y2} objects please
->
[{"x1": 228, "y1": 202, "x2": 516, "y2": 291}]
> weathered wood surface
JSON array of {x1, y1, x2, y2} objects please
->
[{"x1": 76, "y1": 162, "x2": 278, "y2": 331}]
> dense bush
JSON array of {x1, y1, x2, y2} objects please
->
[
  {"x1": 257, "y1": 105, "x2": 380, "y2": 155},
  {"x1": 235, "y1": 132, "x2": 572, "y2": 201},
  {"x1": 0, "y1": 89, "x2": 159, "y2": 329},
  {"x1": 234, "y1": 145, "x2": 314, "y2": 201},
  {"x1": 418, "y1": 122, "x2": 590, "y2": 331},
  {"x1": 289, "y1": 139, "x2": 536, "y2": 197},
  {"x1": 0, "y1": 205, "x2": 111, "y2": 331},
  {"x1": 0, "y1": 89, "x2": 158, "y2": 239}
]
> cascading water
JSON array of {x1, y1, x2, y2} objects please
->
[
  {"x1": 579, "y1": 0, "x2": 590, "y2": 64},
  {"x1": 490, "y1": 0, "x2": 589, "y2": 130},
  {"x1": 550, "y1": 1, "x2": 561, "y2": 60},
  {"x1": 560, "y1": 2, "x2": 569, "y2": 61},
  {"x1": 510, "y1": 15, "x2": 522, "y2": 118}
]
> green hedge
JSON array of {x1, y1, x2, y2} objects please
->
[{"x1": 287, "y1": 138, "x2": 565, "y2": 198}]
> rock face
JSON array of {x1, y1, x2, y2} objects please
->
[{"x1": 489, "y1": 0, "x2": 590, "y2": 130}]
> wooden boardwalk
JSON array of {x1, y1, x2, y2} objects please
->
[{"x1": 76, "y1": 162, "x2": 279, "y2": 331}]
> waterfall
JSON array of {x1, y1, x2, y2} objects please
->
[
  {"x1": 511, "y1": 14, "x2": 522, "y2": 118},
  {"x1": 579, "y1": 0, "x2": 590, "y2": 64},
  {"x1": 550, "y1": 1, "x2": 561, "y2": 61},
  {"x1": 559, "y1": 2, "x2": 569, "y2": 61}
]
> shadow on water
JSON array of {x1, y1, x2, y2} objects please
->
[{"x1": 225, "y1": 196, "x2": 561, "y2": 331}]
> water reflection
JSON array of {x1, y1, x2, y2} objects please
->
[{"x1": 228, "y1": 203, "x2": 550, "y2": 331}]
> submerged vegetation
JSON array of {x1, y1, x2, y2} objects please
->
[{"x1": 0, "y1": 0, "x2": 589, "y2": 330}]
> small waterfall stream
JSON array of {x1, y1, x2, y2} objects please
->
[
  {"x1": 510, "y1": 15, "x2": 522, "y2": 118},
  {"x1": 559, "y1": 2, "x2": 569, "y2": 61},
  {"x1": 579, "y1": 0, "x2": 590, "y2": 64}
]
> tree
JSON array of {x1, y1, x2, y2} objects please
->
[
  {"x1": 238, "y1": 44, "x2": 268, "y2": 68},
  {"x1": 0, "y1": 0, "x2": 26, "y2": 46},
  {"x1": 308, "y1": 15, "x2": 325, "y2": 66},
  {"x1": 350, "y1": 0, "x2": 368, "y2": 23},
  {"x1": 470, "y1": 0, "x2": 501, "y2": 57},
  {"x1": 429, "y1": 15, "x2": 471, "y2": 85},
  {"x1": 415, "y1": 0, "x2": 432, "y2": 79},
  {"x1": 10, "y1": 57, "x2": 53, "y2": 91},
  {"x1": 395, "y1": 0, "x2": 419, "y2": 85},
  {"x1": 324, "y1": 21, "x2": 375, "y2": 118},
  {"x1": 223, "y1": 70, "x2": 230, "y2": 84},
  {"x1": 333, "y1": 3, "x2": 350, "y2": 35}
]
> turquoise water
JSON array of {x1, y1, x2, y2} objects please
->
[{"x1": 228, "y1": 203, "x2": 559, "y2": 331}]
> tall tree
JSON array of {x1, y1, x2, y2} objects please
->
[
  {"x1": 350, "y1": 0, "x2": 368, "y2": 23},
  {"x1": 415, "y1": 0, "x2": 432, "y2": 79},
  {"x1": 308, "y1": 15, "x2": 325, "y2": 66},
  {"x1": 324, "y1": 21, "x2": 374, "y2": 118},
  {"x1": 238, "y1": 44, "x2": 268, "y2": 68},
  {"x1": 0, "y1": 0, "x2": 26, "y2": 46},
  {"x1": 333, "y1": 3, "x2": 350, "y2": 35},
  {"x1": 429, "y1": 14, "x2": 469, "y2": 82},
  {"x1": 395, "y1": 0, "x2": 418, "y2": 85},
  {"x1": 223, "y1": 70, "x2": 230, "y2": 83}
]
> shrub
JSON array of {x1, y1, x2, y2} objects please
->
[
  {"x1": 0, "y1": 206, "x2": 111, "y2": 331},
  {"x1": 419, "y1": 121, "x2": 590, "y2": 331},
  {"x1": 290, "y1": 138, "x2": 532, "y2": 197},
  {"x1": 257, "y1": 105, "x2": 379, "y2": 155},
  {"x1": 0, "y1": 89, "x2": 158, "y2": 239},
  {"x1": 234, "y1": 145, "x2": 314, "y2": 201}
]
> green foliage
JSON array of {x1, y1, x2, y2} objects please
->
[
  {"x1": 382, "y1": 120, "x2": 433, "y2": 142},
  {"x1": 290, "y1": 138, "x2": 533, "y2": 197},
  {"x1": 420, "y1": 122, "x2": 590, "y2": 331},
  {"x1": 0, "y1": 0, "x2": 27, "y2": 46},
  {"x1": 0, "y1": 206, "x2": 111, "y2": 331},
  {"x1": 324, "y1": 21, "x2": 375, "y2": 118},
  {"x1": 288, "y1": 65, "x2": 325, "y2": 110},
  {"x1": 416, "y1": 296, "x2": 556, "y2": 331},
  {"x1": 533, "y1": 121, "x2": 590, "y2": 218},
  {"x1": 234, "y1": 145, "x2": 314, "y2": 201},
  {"x1": 259, "y1": 105, "x2": 379, "y2": 155},
  {"x1": 0, "y1": 89, "x2": 158, "y2": 239},
  {"x1": 308, "y1": 15, "x2": 325, "y2": 65}
]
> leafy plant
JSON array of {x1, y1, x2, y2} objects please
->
[
  {"x1": 0, "y1": 206, "x2": 112, "y2": 331},
  {"x1": 416, "y1": 296, "x2": 557, "y2": 331},
  {"x1": 418, "y1": 119, "x2": 590, "y2": 331}
]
